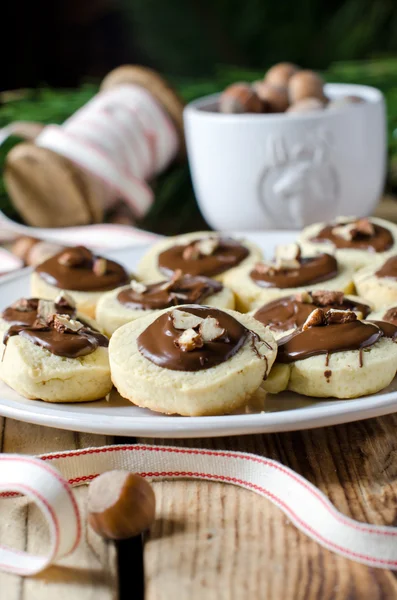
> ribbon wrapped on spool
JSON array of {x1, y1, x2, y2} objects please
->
[{"x1": 3, "y1": 66, "x2": 185, "y2": 229}]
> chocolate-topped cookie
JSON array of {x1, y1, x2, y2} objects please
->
[
  {"x1": 354, "y1": 254, "x2": 397, "y2": 310},
  {"x1": 31, "y1": 246, "x2": 130, "y2": 319},
  {"x1": 0, "y1": 302, "x2": 112, "y2": 403},
  {"x1": 136, "y1": 231, "x2": 263, "y2": 284},
  {"x1": 262, "y1": 308, "x2": 397, "y2": 399},
  {"x1": 109, "y1": 306, "x2": 276, "y2": 416},
  {"x1": 298, "y1": 217, "x2": 397, "y2": 270},
  {"x1": 96, "y1": 271, "x2": 235, "y2": 336},
  {"x1": 224, "y1": 243, "x2": 354, "y2": 311}
]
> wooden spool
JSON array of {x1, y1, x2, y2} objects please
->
[{"x1": 4, "y1": 66, "x2": 185, "y2": 228}]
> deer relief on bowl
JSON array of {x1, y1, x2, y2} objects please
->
[{"x1": 258, "y1": 129, "x2": 340, "y2": 229}]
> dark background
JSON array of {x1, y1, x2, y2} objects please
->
[
  {"x1": 5, "y1": 0, "x2": 397, "y2": 89},
  {"x1": 3, "y1": 0, "x2": 397, "y2": 234}
]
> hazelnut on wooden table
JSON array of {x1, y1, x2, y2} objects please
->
[{"x1": 87, "y1": 471, "x2": 156, "y2": 540}]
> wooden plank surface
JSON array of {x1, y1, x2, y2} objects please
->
[
  {"x1": 142, "y1": 414, "x2": 397, "y2": 600},
  {"x1": 0, "y1": 418, "x2": 118, "y2": 600}
]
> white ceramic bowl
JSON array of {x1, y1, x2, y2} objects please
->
[{"x1": 184, "y1": 83, "x2": 386, "y2": 231}]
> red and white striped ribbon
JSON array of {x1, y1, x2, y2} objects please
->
[{"x1": 0, "y1": 444, "x2": 396, "y2": 576}]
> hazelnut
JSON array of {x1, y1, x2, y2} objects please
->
[
  {"x1": 93, "y1": 258, "x2": 107, "y2": 276},
  {"x1": 87, "y1": 471, "x2": 156, "y2": 540},
  {"x1": 287, "y1": 97, "x2": 325, "y2": 114},
  {"x1": 288, "y1": 70, "x2": 326, "y2": 104},
  {"x1": 325, "y1": 309, "x2": 357, "y2": 325},
  {"x1": 130, "y1": 280, "x2": 147, "y2": 294},
  {"x1": 37, "y1": 299, "x2": 56, "y2": 321},
  {"x1": 55, "y1": 291, "x2": 76, "y2": 310},
  {"x1": 58, "y1": 246, "x2": 93, "y2": 268},
  {"x1": 274, "y1": 243, "x2": 301, "y2": 270},
  {"x1": 182, "y1": 244, "x2": 200, "y2": 261},
  {"x1": 265, "y1": 63, "x2": 300, "y2": 88},
  {"x1": 11, "y1": 236, "x2": 40, "y2": 263},
  {"x1": 311, "y1": 290, "x2": 344, "y2": 307},
  {"x1": 199, "y1": 317, "x2": 225, "y2": 342},
  {"x1": 294, "y1": 291, "x2": 313, "y2": 304},
  {"x1": 28, "y1": 242, "x2": 65, "y2": 267},
  {"x1": 302, "y1": 308, "x2": 326, "y2": 330},
  {"x1": 49, "y1": 314, "x2": 84, "y2": 333},
  {"x1": 196, "y1": 237, "x2": 219, "y2": 256},
  {"x1": 174, "y1": 328, "x2": 204, "y2": 352},
  {"x1": 219, "y1": 83, "x2": 263, "y2": 114},
  {"x1": 253, "y1": 82, "x2": 289, "y2": 113},
  {"x1": 11, "y1": 297, "x2": 38, "y2": 312},
  {"x1": 171, "y1": 309, "x2": 204, "y2": 330}
]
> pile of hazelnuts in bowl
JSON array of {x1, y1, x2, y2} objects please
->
[{"x1": 219, "y1": 62, "x2": 364, "y2": 115}]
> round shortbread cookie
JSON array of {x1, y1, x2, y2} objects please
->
[
  {"x1": 96, "y1": 283, "x2": 234, "y2": 337},
  {"x1": 0, "y1": 340, "x2": 112, "y2": 403},
  {"x1": 262, "y1": 336, "x2": 397, "y2": 399},
  {"x1": 298, "y1": 217, "x2": 397, "y2": 271},
  {"x1": 224, "y1": 255, "x2": 354, "y2": 312},
  {"x1": 109, "y1": 307, "x2": 277, "y2": 416},
  {"x1": 136, "y1": 232, "x2": 263, "y2": 284},
  {"x1": 353, "y1": 255, "x2": 397, "y2": 310}
]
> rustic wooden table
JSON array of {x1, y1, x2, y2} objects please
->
[{"x1": 1, "y1": 414, "x2": 397, "y2": 600}]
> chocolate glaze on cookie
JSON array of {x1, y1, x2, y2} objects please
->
[
  {"x1": 276, "y1": 319, "x2": 397, "y2": 364},
  {"x1": 138, "y1": 306, "x2": 254, "y2": 371},
  {"x1": 4, "y1": 318, "x2": 108, "y2": 358},
  {"x1": 254, "y1": 293, "x2": 370, "y2": 332},
  {"x1": 375, "y1": 256, "x2": 397, "y2": 279},
  {"x1": 118, "y1": 276, "x2": 223, "y2": 310},
  {"x1": 250, "y1": 254, "x2": 338, "y2": 289},
  {"x1": 35, "y1": 246, "x2": 129, "y2": 291},
  {"x1": 158, "y1": 238, "x2": 249, "y2": 277},
  {"x1": 311, "y1": 222, "x2": 393, "y2": 252},
  {"x1": 382, "y1": 307, "x2": 397, "y2": 326}
]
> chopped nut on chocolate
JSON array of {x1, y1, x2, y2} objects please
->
[
  {"x1": 332, "y1": 218, "x2": 375, "y2": 241},
  {"x1": 311, "y1": 290, "x2": 344, "y2": 306},
  {"x1": 93, "y1": 258, "x2": 107, "y2": 276},
  {"x1": 294, "y1": 291, "x2": 313, "y2": 304},
  {"x1": 196, "y1": 238, "x2": 219, "y2": 257},
  {"x1": 325, "y1": 309, "x2": 357, "y2": 325},
  {"x1": 54, "y1": 291, "x2": 76, "y2": 310},
  {"x1": 130, "y1": 280, "x2": 147, "y2": 294},
  {"x1": 182, "y1": 244, "x2": 200, "y2": 261},
  {"x1": 199, "y1": 317, "x2": 225, "y2": 342},
  {"x1": 57, "y1": 247, "x2": 92, "y2": 267},
  {"x1": 37, "y1": 299, "x2": 56, "y2": 321},
  {"x1": 275, "y1": 243, "x2": 301, "y2": 263},
  {"x1": 302, "y1": 308, "x2": 326, "y2": 330},
  {"x1": 174, "y1": 328, "x2": 204, "y2": 352},
  {"x1": 50, "y1": 314, "x2": 84, "y2": 333},
  {"x1": 170, "y1": 309, "x2": 204, "y2": 330},
  {"x1": 158, "y1": 269, "x2": 184, "y2": 292},
  {"x1": 253, "y1": 262, "x2": 276, "y2": 276},
  {"x1": 11, "y1": 298, "x2": 38, "y2": 312}
]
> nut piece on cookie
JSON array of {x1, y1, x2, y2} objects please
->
[
  {"x1": 37, "y1": 299, "x2": 56, "y2": 321},
  {"x1": 332, "y1": 218, "x2": 375, "y2": 241},
  {"x1": 199, "y1": 317, "x2": 225, "y2": 342},
  {"x1": 49, "y1": 314, "x2": 84, "y2": 333},
  {"x1": 11, "y1": 298, "x2": 38, "y2": 312},
  {"x1": 274, "y1": 243, "x2": 301, "y2": 270},
  {"x1": 130, "y1": 280, "x2": 147, "y2": 294},
  {"x1": 170, "y1": 309, "x2": 204, "y2": 330},
  {"x1": 302, "y1": 308, "x2": 326, "y2": 330},
  {"x1": 294, "y1": 291, "x2": 313, "y2": 304},
  {"x1": 55, "y1": 291, "x2": 76, "y2": 310},
  {"x1": 93, "y1": 258, "x2": 107, "y2": 276},
  {"x1": 253, "y1": 262, "x2": 276, "y2": 276},
  {"x1": 174, "y1": 328, "x2": 204, "y2": 352},
  {"x1": 325, "y1": 309, "x2": 357, "y2": 325},
  {"x1": 57, "y1": 246, "x2": 92, "y2": 267},
  {"x1": 182, "y1": 244, "x2": 200, "y2": 261},
  {"x1": 196, "y1": 238, "x2": 219, "y2": 257},
  {"x1": 311, "y1": 290, "x2": 344, "y2": 306}
]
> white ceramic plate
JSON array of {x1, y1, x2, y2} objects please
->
[{"x1": 0, "y1": 231, "x2": 396, "y2": 439}]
